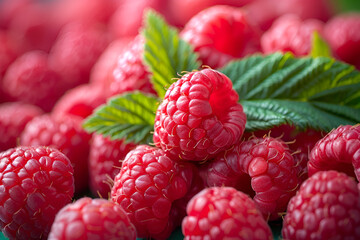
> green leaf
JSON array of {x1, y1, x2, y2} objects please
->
[
  {"x1": 142, "y1": 10, "x2": 201, "y2": 98},
  {"x1": 83, "y1": 92, "x2": 160, "y2": 144},
  {"x1": 310, "y1": 31, "x2": 332, "y2": 58},
  {"x1": 220, "y1": 54, "x2": 360, "y2": 132}
]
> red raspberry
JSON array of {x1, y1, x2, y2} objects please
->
[
  {"x1": 111, "y1": 145, "x2": 196, "y2": 239},
  {"x1": 324, "y1": 13, "x2": 360, "y2": 69},
  {"x1": 48, "y1": 197, "x2": 136, "y2": 240},
  {"x1": 20, "y1": 114, "x2": 91, "y2": 194},
  {"x1": 0, "y1": 30, "x2": 19, "y2": 78},
  {"x1": 52, "y1": 84, "x2": 106, "y2": 119},
  {"x1": 308, "y1": 124, "x2": 360, "y2": 181},
  {"x1": 198, "y1": 146, "x2": 254, "y2": 195},
  {"x1": 245, "y1": 0, "x2": 333, "y2": 32},
  {"x1": 89, "y1": 134, "x2": 136, "y2": 198},
  {"x1": 49, "y1": 22, "x2": 109, "y2": 89},
  {"x1": 167, "y1": 0, "x2": 252, "y2": 27},
  {"x1": 2, "y1": 50, "x2": 66, "y2": 112},
  {"x1": 154, "y1": 68, "x2": 246, "y2": 162},
  {"x1": 261, "y1": 14, "x2": 324, "y2": 56},
  {"x1": 243, "y1": 125, "x2": 324, "y2": 182},
  {"x1": 238, "y1": 136, "x2": 300, "y2": 220},
  {"x1": 108, "y1": 0, "x2": 169, "y2": 39},
  {"x1": 282, "y1": 170, "x2": 360, "y2": 239},
  {"x1": 0, "y1": 102, "x2": 43, "y2": 152},
  {"x1": 0, "y1": 146, "x2": 74, "y2": 240},
  {"x1": 181, "y1": 5, "x2": 261, "y2": 68},
  {"x1": 50, "y1": 0, "x2": 116, "y2": 27},
  {"x1": 108, "y1": 35, "x2": 155, "y2": 97},
  {"x1": 8, "y1": 1, "x2": 60, "y2": 52},
  {"x1": 90, "y1": 38, "x2": 132, "y2": 89},
  {"x1": 182, "y1": 186, "x2": 273, "y2": 240}
]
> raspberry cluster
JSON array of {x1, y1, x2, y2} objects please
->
[{"x1": 0, "y1": 0, "x2": 359, "y2": 239}]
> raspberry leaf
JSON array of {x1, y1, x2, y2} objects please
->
[
  {"x1": 142, "y1": 10, "x2": 200, "y2": 98},
  {"x1": 83, "y1": 92, "x2": 159, "y2": 144},
  {"x1": 221, "y1": 53, "x2": 360, "y2": 132},
  {"x1": 310, "y1": 31, "x2": 332, "y2": 58}
]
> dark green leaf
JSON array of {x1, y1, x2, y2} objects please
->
[
  {"x1": 83, "y1": 92, "x2": 160, "y2": 144},
  {"x1": 142, "y1": 10, "x2": 200, "y2": 98},
  {"x1": 221, "y1": 54, "x2": 360, "y2": 132}
]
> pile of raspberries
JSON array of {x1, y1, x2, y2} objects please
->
[{"x1": 1, "y1": 0, "x2": 360, "y2": 239}]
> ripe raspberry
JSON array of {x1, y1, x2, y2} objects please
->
[
  {"x1": 108, "y1": 35, "x2": 155, "y2": 98},
  {"x1": 0, "y1": 146, "x2": 74, "y2": 240},
  {"x1": 308, "y1": 124, "x2": 360, "y2": 181},
  {"x1": 243, "y1": 125, "x2": 324, "y2": 182},
  {"x1": 108, "y1": 0, "x2": 168, "y2": 39},
  {"x1": 182, "y1": 186, "x2": 273, "y2": 240},
  {"x1": 89, "y1": 134, "x2": 136, "y2": 198},
  {"x1": 198, "y1": 146, "x2": 254, "y2": 195},
  {"x1": 245, "y1": 0, "x2": 333, "y2": 32},
  {"x1": 238, "y1": 136, "x2": 300, "y2": 220},
  {"x1": 324, "y1": 13, "x2": 360, "y2": 69},
  {"x1": 20, "y1": 114, "x2": 91, "y2": 194},
  {"x1": 261, "y1": 14, "x2": 324, "y2": 56},
  {"x1": 52, "y1": 84, "x2": 106, "y2": 119},
  {"x1": 8, "y1": 1, "x2": 60, "y2": 52},
  {"x1": 282, "y1": 170, "x2": 360, "y2": 239},
  {"x1": 181, "y1": 5, "x2": 261, "y2": 68},
  {"x1": 111, "y1": 145, "x2": 196, "y2": 239},
  {"x1": 90, "y1": 38, "x2": 132, "y2": 89},
  {"x1": 168, "y1": 0, "x2": 252, "y2": 27},
  {"x1": 48, "y1": 197, "x2": 136, "y2": 240},
  {"x1": 0, "y1": 30, "x2": 19, "y2": 78},
  {"x1": 0, "y1": 102, "x2": 43, "y2": 152},
  {"x1": 49, "y1": 22, "x2": 109, "y2": 89},
  {"x1": 2, "y1": 50, "x2": 66, "y2": 112},
  {"x1": 50, "y1": 0, "x2": 116, "y2": 27},
  {"x1": 154, "y1": 68, "x2": 246, "y2": 161}
]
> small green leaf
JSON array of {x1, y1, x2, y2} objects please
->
[
  {"x1": 221, "y1": 54, "x2": 360, "y2": 132},
  {"x1": 83, "y1": 92, "x2": 160, "y2": 144},
  {"x1": 142, "y1": 10, "x2": 200, "y2": 98},
  {"x1": 310, "y1": 31, "x2": 332, "y2": 58}
]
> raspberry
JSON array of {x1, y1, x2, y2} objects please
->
[
  {"x1": 181, "y1": 5, "x2": 261, "y2": 68},
  {"x1": 282, "y1": 170, "x2": 360, "y2": 239},
  {"x1": 52, "y1": 84, "x2": 106, "y2": 119},
  {"x1": 48, "y1": 197, "x2": 136, "y2": 240},
  {"x1": 51, "y1": 0, "x2": 116, "y2": 27},
  {"x1": 108, "y1": 0, "x2": 168, "y2": 39},
  {"x1": 108, "y1": 35, "x2": 155, "y2": 98},
  {"x1": 167, "y1": 0, "x2": 252, "y2": 27},
  {"x1": 2, "y1": 50, "x2": 66, "y2": 112},
  {"x1": 90, "y1": 38, "x2": 132, "y2": 89},
  {"x1": 0, "y1": 30, "x2": 19, "y2": 79},
  {"x1": 324, "y1": 13, "x2": 360, "y2": 68},
  {"x1": 0, "y1": 102, "x2": 43, "y2": 152},
  {"x1": 261, "y1": 14, "x2": 324, "y2": 56},
  {"x1": 182, "y1": 186, "x2": 273, "y2": 240},
  {"x1": 238, "y1": 136, "x2": 300, "y2": 220},
  {"x1": 0, "y1": 146, "x2": 74, "y2": 239},
  {"x1": 198, "y1": 146, "x2": 254, "y2": 195},
  {"x1": 89, "y1": 134, "x2": 136, "y2": 198},
  {"x1": 49, "y1": 22, "x2": 109, "y2": 89},
  {"x1": 8, "y1": 1, "x2": 60, "y2": 52},
  {"x1": 111, "y1": 145, "x2": 196, "y2": 239},
  {"x1": 20, "y1": 114, "x2": 91, "y2": 194},
  {"x1": 243, "y1": 125, "x2": 324, "y2": 182},
  {"x1": 245, "y1": 0, "x2": 333, "y2": 32},
  {"x1": 308, "y1": 124, "x2": 360, "y2": 181},
  {"x1": 154, "y1": 68, "x2": 246, "y2": 161}
]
